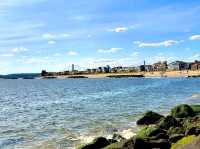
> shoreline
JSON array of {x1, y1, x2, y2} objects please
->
[{"x1": 41, "y1": 70, "x2": 200, "y2": 79}]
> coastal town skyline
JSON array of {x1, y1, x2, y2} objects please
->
[
  {"x1": 0, "y1": 0, "x2": 200, "y2": 74},
  {"x1": 41, "y1": 60, "x2": 200, "y2": 77}
]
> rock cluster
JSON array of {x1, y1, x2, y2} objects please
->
[{"x1": 76, "y1": 104, "x2": 200, "y2": 149}]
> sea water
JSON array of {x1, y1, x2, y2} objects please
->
[{"x1": 0, "y1": 78, "x2": 200, "y2": 149}]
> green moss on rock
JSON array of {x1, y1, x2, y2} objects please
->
[
  {"x1": 171, "y1": 135, "x2": 197, "y2": 149},
  {"x1": 136, "y1": 126, "x2": 168, "y2": 140},
  {"x1": 104, "y1": 137, "x2": 170, "y2": 149},
  {"x1": 177, "y1": 136, "x2": 200, "y2": 149},
  {"x1": 103, "y1": 138, "x2": 134, "y2": 149},
  {"x1": 184, "y1": 117, "x2": 200, "y2": 136},
  {"x1": 76, "y1": 137, "x2": 110, "y2": 149},
  {"x1": 134, "y1": 138, "x2": 170, "y2": 149},
  {"x1": 158, "y1": 116, "x2": 181, "y2": 130},
  {"x1": 190, "y1": 105, "x2": 200, "y2": 115},
  {"x1": 136, "y1": 111, "x2": 164, "y2": 125},
  {"x1": 171, "y1": 104, "x2": 195, "y2": 118},
  {"x1": 169, "y1": 134, "x2": 185, "y2": 143},
  {"x1": 167, "y1": 127, "x2": 185, "y2": 136}
]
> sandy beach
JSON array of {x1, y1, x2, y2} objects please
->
[{"x1": 45, "y1": 70, "x2": 200, "y2": 79}]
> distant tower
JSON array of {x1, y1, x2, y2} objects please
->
[
  {"x1": 72, "y1": 64, "x2": 75, "y2": 72},
  {"x1": 144, "y1": 60, "x2": 146, "y2": 71}
]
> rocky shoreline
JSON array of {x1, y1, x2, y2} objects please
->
[{"x1": 76, "y1": 104, "x2": 200, "y2": 149}]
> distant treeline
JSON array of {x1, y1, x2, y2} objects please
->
[{"x1": 0, "y1": 73, "x2": 41, "y2": 79}]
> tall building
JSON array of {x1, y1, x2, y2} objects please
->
[{"x1": 72, "y1": 64, "x2": 75, "y2": 72}]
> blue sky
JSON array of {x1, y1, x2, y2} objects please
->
[{"x1": 0, "y1": 0, "x2": 200, "y2": 74}]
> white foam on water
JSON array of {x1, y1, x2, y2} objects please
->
[
  {"x1": 74, "y1": 121, "x2": 140, "y2": 149},
  {"x1": 118, "y1": 129, "x2": 136, "y2": 139},
  {"x1": 78, "y1": 135, "x2": 96, "y2": 144}
]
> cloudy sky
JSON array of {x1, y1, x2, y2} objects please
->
[{"x1": 0, "y1": 0, "x2": 200, "y2": 74}]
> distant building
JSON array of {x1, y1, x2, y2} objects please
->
[
  {"x1": 92, "y1": 69, "x2": 98, "y2": 73},
  {"x1": 72, "y1": 64, "x2": 75, "y2": 72},
  {"x1": 97, "y1": 67, "x2": 102, "y2": 73},
  {"x1": 86, "y1": 69, "x2": 92, "y2": 74},
  {"x1": 103, "y1": 65, "x2": 111, "y2": 73},
  {"x1": 139, "y1": 65, "x2": 153, "y2": 72},
  {"x1": 111, "y1": 66, "x2": 123, "y2": 73},
  {"x1": 168, "y1": 61, "x2": 190, "y2": 71},
  {"x1": 153, "y1": 61, "x2": 168, "y2": 71},
  {"x1": 63, "y1": 71, "x2": 70, "y2": 75},
  {"x1": 122, "y1": 67, "x2": 138, "y2": 72},
  {"x1": 190, "y1": 60, "x2": 200, "y2": 70},
  {"x1": 41, "y1": 70, "x2": 47, "y2": 76}
]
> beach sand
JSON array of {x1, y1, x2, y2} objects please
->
[{"x1": 51, "y1": 70, "x2": 200, "y2": 79}]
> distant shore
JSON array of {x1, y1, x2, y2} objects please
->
[
  {"x1": 0, "y1": 70, "x2": 200, "y2": 79},
  {"x1": 41, "y1": 70, "x2": 200, "y2": 79}
]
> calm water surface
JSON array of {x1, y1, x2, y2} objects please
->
[{"x1": 0, "y1": 78, "x2": 200, "y2": 149}]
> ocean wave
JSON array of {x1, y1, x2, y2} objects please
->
[{"x1": 74, "y1": 122, "x2": 139, "y2": 148}]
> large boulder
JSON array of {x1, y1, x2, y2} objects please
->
[
  {"x1": 76, "y1": 137, "x2": 110, "y2": 149},
  {"x1": 171, "y1": 104, "x2": 195, "y2": 118},
  {"x1": 158, "y1": 116, "x2": 181, "y2": 130},
  {"x1": 169, "y1": 134, "x2": 185, "y2": 143},
  {"x1": 137, "y1": 126, "x2": 167, "y2": 139},
  {"x1": 171, "y1": 135, "x2": 197, "y2": 149},
  {"x1": 185, "y1": 127, "x2": 200, "y2": 136},
  {"x1": 134, "y1": 138, "x2": 170, "y2": 149},
  {"x1": 178, "y1": 136, "x2": 200, "y2": 149},
  {"x1": 103, "y1": 137, "x2": 170, "y2": 149},
  {"x1": 136, "y1": 111, "x2": 164, "y2": 125},
  {"x1": 103, "y1": 138, "x2": 135, "y2": 149},
  {"x1": 184, "y1": 116, "x2": 200, "y2": 136},
  {"x1": 167, "y1": 126, "x2": 185, "y2": 136},
  {"x1": 190, "y1": 105, "x2": 200, "y2": 115}
]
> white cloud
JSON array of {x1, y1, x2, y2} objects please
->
[
  {"x1": 98, "y1": 48, "x2": 122, "y2": 53},
  {"x1": 67, "y1": 51, "x2": 78, "y2": 56},
  {"x1": 48, "y1": 40, "x2": 56, "y2": 44},
  {"x1": 193, "y1": 53, "x2": 200, "y2": 58},
  {"x1": 12, "y1": 46, "x2": 28, "y2": 53},
  {"x1": 134, "y1": 40, "x2": 179, "y2": 47},
  {"x1": 108, "y1": 24, "x2": 139, "y2": 33},
  {"x1": 131, "y1": 51, "x2": 139, "y2": 56},
  {"x1": 115, "y1": 27, "x2": 127, "y2": 32},
  {"x1": 108, "y1": 27, "x2": 128, "y2": 33},
  {"x1": 0, "y1": 53, "x2": 14, "y2": 57},
  {"x1": 190, "y1": 35, "x2": 200, "y2": 40},
  {"x1": 54, "y1": 53, "x2": 61, "y2": 56},
  {"x1": 62, "y1": 33, "x2": 71, "y2": 37},
  {"x1": 87, "y1": 34, "x2": 92, "y2": 38},
  {"x1": 42, "y1": 33, "x2": 71, "y2": 40},
  {"x1": 42, "y1": 33, "x2": 55, "y2": 39}
]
